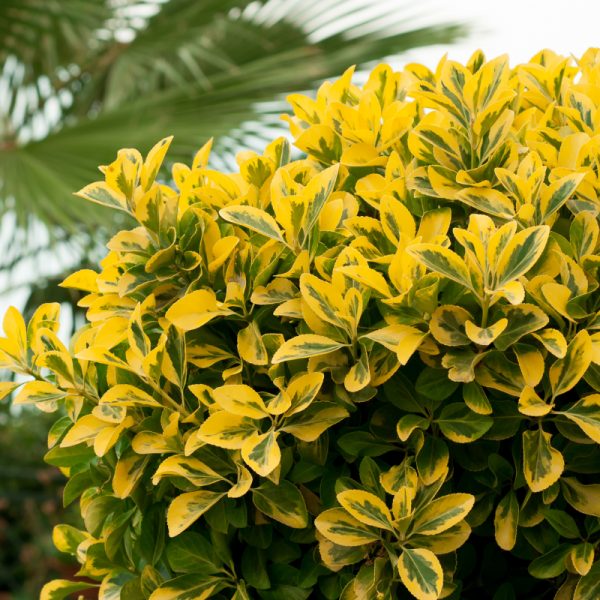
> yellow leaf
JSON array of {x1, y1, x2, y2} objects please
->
[
  {"x1": 272, "y1": 335, "x2": 346, "y2": 364},
  {"x1": 337, "y1": 490, "x2": 394, "y2": 531},
  {"x1": 167, "y1": 490, "x2": 225, "y2": 537},
  {"x1": 315, "y1": 507, "x2": 380, "y2": 547},
  {"x1": 465, "y1": 319, "x2": 508, "y2": 346},
  {"x1": 213, "y1": 384, "x2": 268, "y2": 419},
  {"x1": 523, "y1": 427, "x2": 564, "y2": 493},
  {"x1": 300, "y1": 273, "x2": 347, "y2": 328},
  {"x1": 518, "y1": 386, "x2": 552, "y2": 416},
  {"x1": 549, "y1": 330, "x2": 592, "y2": 399},
  {"x1": 513, "y1": 343, "x2": 545, "y2": 387},
  {"x1": 165, "y1": 290, "x2": 233, "y2": 331},
  {"x1": 398, "y1": 548, "x2": 443, "y2": 600},
  {"x1": 197, "y1": 412, "x2": 258, "y2": 449},
  {"x1": 242, "y1": 430, "x2": 281, "y2": 476}
]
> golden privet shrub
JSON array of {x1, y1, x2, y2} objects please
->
[{"x1": 5, "y1": 48, "x2": 600, "y2": 600}]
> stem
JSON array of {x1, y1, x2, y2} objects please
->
[
  {"x1": 469, "y1": 127, "x2": 477, "y2": 170},
  {"x1": 147, "y1": 378, "x2": 190, "y2": 418},
  {"x1": 481, "y1": 295, "x2": 491, "y2": 329}
]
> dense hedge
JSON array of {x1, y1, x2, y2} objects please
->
[{"x1": 3, "y1": 48, "x2": 600, "y2": 600}]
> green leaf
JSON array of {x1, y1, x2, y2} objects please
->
[
  {"x1": 543, "y1": 509, "x2": 581, "y2": 539},
  {"x1": 252, "y1": 480, "x2": 308, "y2": 529},
  {"x1": 436, "y1": 404, "x2": 493, "y2": 443},
  {"x1": 528, "y1": 543, "x2": 574, "y2": 578},
  {"x1": 167, "y1": 532, "x2": 221, "y2": 575}
]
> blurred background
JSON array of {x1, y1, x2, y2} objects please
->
[{"x1": 0, "y1": 0, "x2": 595, "y2": 597}]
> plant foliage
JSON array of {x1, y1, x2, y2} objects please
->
[{"x1": 5, "y1": 48, "x2": 600, "y2": 600}]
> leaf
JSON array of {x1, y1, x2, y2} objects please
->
[
  {"x1": 397, "y1": 415, "x2": 430, "y2": 442},
  {"x1": 571, "y1": 542, "x2": 595, "y2": 577},
  {"x1": 165, "y1": 290, "x2": 233, "y2": 331},
  {"x1": 543, "y1": 509, "x2": 581, "y2": 539},
  {"x1": 532, "y1": 328, "x2": 567, "y2": 358},
  {"x1": 559, "y1": 394, "x2": 600, "y2": 444},
  {"x1": 281, "y1": 402, "x2": 348, "y2": 442},
  {"x1": 494, "y1": 226, "x2": 550, "y2": 289},
  {"x1": 251, "y1": 480, "x2": 308, "y2": 529},
  {"x1": 407, "y1": 521, "x2": 471, "y2": 555},
  {"x1": 494, "y1": 490, "x2": 519, "y2": 551},
  {"x1": 337, "y1": 490, "x2": 394, "y2": 531},
  {"x1": 220, "y1": 205, "x2": 286, "y2": 244},
  {"x1": 100, "y1": 571, "x2": 137, "y2": 600},
  {"x1": 100, "y1": 384, "x2": 162, "y2": 408},
  {"x1": 560, "y1": 477, "x2": 600, "y2": 517},
  {"x1": 406, "y1": 244, "x2": 473, "y2": 290},
  {"x1": 455, "y1": 188, "x2": 515, "y2": 218},
  {"x1": 574, "y1": 560, "x2": 600, "y2": 599},
  {"x1": 75, "y1": 182, "x2": 129, "y2": 212},
  {"x1": 12, "y1": 381, "x2": 68, "y2": 405},
  {"x1": 152, "y1": 456, "x2": 223, "y2": 487},
  {"x1": 285, "y1": 372, "x2": 324, "y2": 416},
  {"x1": 335, "y1": 266, "x2": 393, "y2": 298},
  {"x1": 416, "y1": 437, "x2": 449, "y2": 486},
  {"x1": 114, "y1": 446, "x2": 151, "y2": 499},
  {"x1": 295, "y1": 126, "x2": 342, "y2": 165},
  {"x1": 465, "y1": 319, "x2": 507, "y2": 345},
  {"x1": 315, "y1": 508, "x2": 380, "y2": 546},
  {"x1": 549, "y1": 330, "x2": 592, "y2": 398},
  {"x1": 40, "y1": 580, "x2": 98, "y2": 600},
  {"x1": 513, "y1": 344, "x2": 545, "y2": 388},
  {"x1": 300, "y1": 164, "x2": 340, "y2": 235},
  {"x1": 528, "y1": 543, "x2": 574, "y2": 579},
  {"x1": 300, "y1": 273, "x2": 347, "y2": 328},
  {"x1": 412, "y1": 493, "x2": 475, "y2": 536},
  {"x1": 167, "y1": 491, "x2": 225, "y2": 537},
  {"x1": 518, "y1": 386, "x2": 551, "y2": 417},
  {"x1": 523, "y1": 427, "x2": 564, "y2": 493},
  {"x1": 463, "y1": 381, "x2": 492, "y2": 415},
  {"x1": 272, "y1": 335, "x2": 345, "y2": 363},
  {"x1": 197, "y1": 413, "x2": 258, "y2": 449},
  {"x1": 539, "y1": 173, "x2": 585, "y2": 223},
  {"x1": 149, "y1": 574, "x2": 221, "y2": 600},
  {"x1": 429, "y1": 305, "x2": 472, "y2": 346},
  {"x1": 213, "y1": 385, "x2": 269, "y2": 419},
  {"x1": 52, "y1": 524, "x2": 89, "y2": 555},
  {"x1": 242, "y1": 430, "x2": 281, "y2": 476},
  {"x1": 167, "y1": 531, "x2": 220, "y2": 574},
  {"x1": 436, "y1": 404, "x2": 493, "y2": 443},
  {"x1": 398, "y1": 548, "x2": 443, "y2": 600}
]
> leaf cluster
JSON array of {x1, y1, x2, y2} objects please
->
[{"x1": 5, "y1": 48, "x2": 600, "y2": 600}]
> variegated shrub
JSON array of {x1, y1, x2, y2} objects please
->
[{"x1": 5, "y1": 48, "x2": 600, "y2": 600}]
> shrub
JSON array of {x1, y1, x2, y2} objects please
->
[{"x1": 3, "y1": 47, "x2": 600, "y2": 600}]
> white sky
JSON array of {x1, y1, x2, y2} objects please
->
[
  {"x1": 1, "y1": 0, "x2": 599, "y2": 323},
  {"x1": 393, "y1": 0, "x2": 598, "y2": 70}
]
